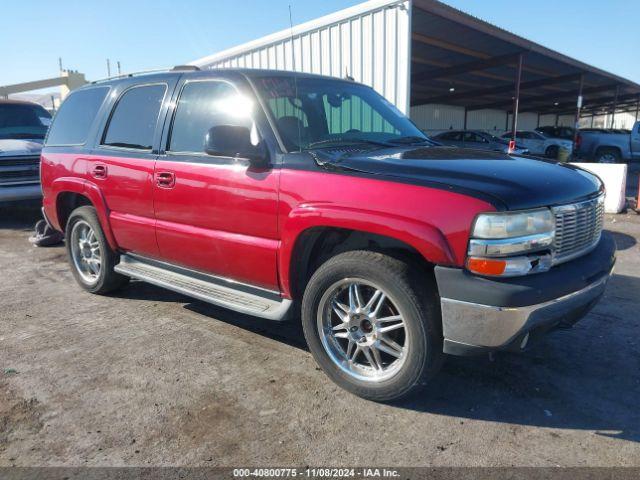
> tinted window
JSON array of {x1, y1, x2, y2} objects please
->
[
  {"x1": 464, "y1": 132, "x2": 487, "y2": 143},
  {"x1": 45, "y1": 87, "x2": 109, "y2": 146},
  {"x1": 438, "y1": 131, "x2": 462, "y2": 141},
  {"x1": 0, "y1": 103, "x2": 51, "y2": 140},
  {"x1": 103, "y1": 84, "x2": 166, "y2": 150},
  {"x1": 169, "y1": 81, "x2": 251, "y2": 153}
]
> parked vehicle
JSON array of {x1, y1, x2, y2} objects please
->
[
  {"x1": 535, "y1": 125, "x2": 576, "y2": 140},
  {"x1": 432, "y1": 129, "x2": 529, "y2": 155},
  {"x1": 576, "y1": 122, "x2": 640, "y2": 163},
  {"x1": 0, "y1": 99, "x2": 51, "y2": 202},
  {"x1": 501, "y1": 130, "x2": 573, "y2": 158},
  {"x1": 40, "y1": 68, "x2": 615, "y2": 401}
]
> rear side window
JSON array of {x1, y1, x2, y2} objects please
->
[
  {"x1": 45, "y1": 87, "x2": 109, "y2": 146},
  {"x1": 102, "y1": 84, "x2": 166, "y2": 150}
]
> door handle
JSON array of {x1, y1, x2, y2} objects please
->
[
  {"x1": 91, "y1": 164, "x2": 107, "y2": 179},
  {"x1": 155, "y1": 171, "x2": 176, "y2": 188}
]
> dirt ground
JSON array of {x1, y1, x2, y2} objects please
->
[{"x1": 0, "y1": 203, "x2": 639, "y2": 467}]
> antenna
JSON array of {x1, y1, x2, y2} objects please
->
[
  {"x1": 117, "y1": 61, "x2": 122, "y2": 76},
  {"x1": 58, "y1": 57, "x2": 63, "y2": 73},
  {"x1": 289, "y1": 4, "x2": 302, "y2": 152},
  {"x1": 106, "y1": 58, "x2": 111, "y2": 77}
]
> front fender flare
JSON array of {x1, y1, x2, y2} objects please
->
[{"x1": 278, "y1": 203, "x2": 455, "y2": 298}]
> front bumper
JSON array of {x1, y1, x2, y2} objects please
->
[
  {"x1": 435, "y1": 232, "x2": 616, "y2": 356},
  {"x1": 0, "y1": 183, "x2": 42, "y2": 203}
]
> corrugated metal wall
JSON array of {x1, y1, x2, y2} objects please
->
[
  {"x1": 578, "y1": 111, "x2": 638, "y2": 129},
  {"x1": 192, "y1": 0, "x2": 412, "y2": 113},
  {"x1": 467, "y1": 110, "x2": 507, "y2": 132},
  {"x1": 412, "y1": 105, "x2": 544, "y2": 135},
  {"x1": 410, "y1": 104, "x2": 464, "y2": 133}
]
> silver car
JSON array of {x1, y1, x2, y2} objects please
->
[
  {"x1": 502, "y1": 130, "x2": 573, "y2": 158},
  {"x1": 432, "y1": 129, "x2": 529, "y2": 155}
]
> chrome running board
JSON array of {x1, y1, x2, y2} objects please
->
[{"x1": 115, "y1": 254, "x2": 292, "y2": 321}]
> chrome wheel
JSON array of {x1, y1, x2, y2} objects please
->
[
  {"x1": 70, "y1": 220, "x2": 102, "y2": 285},
  {"x1": 598, "y1": 153, "x2": 617, "y2": 163},
  {"x1": 317, "y1": 278, "x2": 409, "y2": 383}
]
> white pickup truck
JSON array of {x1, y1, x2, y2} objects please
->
[{"x1": 577, "y1": 121, "x2": 640, "y2": 163}]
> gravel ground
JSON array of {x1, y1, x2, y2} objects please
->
[{"x1": 0, "y1": 205, "x2": 639, "y2": 467}]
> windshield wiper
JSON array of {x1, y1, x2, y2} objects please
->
[{"x1": 305, "y1": 138, "x2": 393, "y2": 149}]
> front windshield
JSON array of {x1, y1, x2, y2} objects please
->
[
  {"x1": 253, "y1": 75, "x2": 429, "y2": 151},
  {"x1": 0, "y1": 103, "x2": 51, "y2": 140}
]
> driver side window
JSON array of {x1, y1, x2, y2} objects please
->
[{"x1": 169, "y1": 80, "x2": 251, "y2": 154}]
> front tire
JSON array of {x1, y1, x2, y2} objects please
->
[
  {"x1": 65, "y1": 206, "x2": 129, "y2": 294},
  {"x1": 301, "y1": 251, "x2": 443, "y2": 402}
]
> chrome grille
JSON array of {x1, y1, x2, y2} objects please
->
[{"x1": 552, "y1": 195, "x2": 605, "y2": 264}]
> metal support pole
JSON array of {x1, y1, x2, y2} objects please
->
[
  {"x1": 610, "y1": 85, "x2": 619, "y2": 129},
  {"x1": 591, "y1": 115, "x2": 594, "y2": 128},
  {"x1": 536, "y1": 113, "x2": 540, "y2": 128},
  {"x1": 555, "y1": 114, "x2": 559, "y2": 127},
  {"x1": 510, "y1": 53, "x2": 523, "y2": 151},
  {"x1": 635, "y1": 94, "x2": 639, "y2": 122},
  {"x1": 463, "y1": 107, "x2": 468, "y2": 130},
  {"x1": 572, "y1": 74, "x2": 584, "y2": 153}
]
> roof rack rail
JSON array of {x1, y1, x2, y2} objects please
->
[
  {"x1": 171, "y1": 65, "x2": 201, "y2": 71},
  {"x1": 90, "y1": 68, "x2": 172, "y2": 84}
]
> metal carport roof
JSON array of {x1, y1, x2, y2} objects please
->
[{"x1": 410, "y1": 0, "x2": 640, "y2": 120}]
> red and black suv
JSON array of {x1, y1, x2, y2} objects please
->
[{"x1": 41, "y1": 67, "x2": 615, "y2": 401}]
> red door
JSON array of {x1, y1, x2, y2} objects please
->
[
  {"x1": 85, "y1": 153, "x2": 158, "y2": 256},
  {"x1": 153, "y1": 79, "x2": 280, "y2": 290},
  {"x1": 88, "y1": 82, "x2": 170, "y2": 257}
]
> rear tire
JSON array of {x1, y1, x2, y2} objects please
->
[
  {"x1": 65, "y1": 206, "x2": 129, "y2": 294},
  {"x1": 301, "y1": 250, "x2": 444, "y2": 402},
  {"x1": 595, "y1": 148, "x2": 621, "y2": 163},
  {"x1": 545, "y1": 145, "x2": 559, "y2": 159}
]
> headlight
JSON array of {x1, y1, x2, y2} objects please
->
[
  {"x1": 472, "y1": 209, "x2": 554, "y2": 239},
  {"x1": 467, "y1": 209, "x2": 555, "y2": 277}
]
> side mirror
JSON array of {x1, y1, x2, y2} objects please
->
[{"x1": 204, "y1": 125, "x2": 269, "y2": 168}]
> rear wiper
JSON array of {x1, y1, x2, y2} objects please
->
[{"x1": 305, "y1": 138, "x2": 393, "y2": 149}]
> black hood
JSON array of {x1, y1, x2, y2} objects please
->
[{"x1": 322, "y1": 146, "x2": 603, "y2": 211}]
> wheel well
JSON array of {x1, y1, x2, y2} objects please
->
[
  {"x1": 289, "y1": 227, "x2": 433, "y2": 300},
  {"x1": 56, "y1": 192, "x2": 92, "y2": 231},
  {"x1": 595, "y1": 146, "x2": 621, "y2": 157}
]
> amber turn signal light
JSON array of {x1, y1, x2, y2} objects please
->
[{"x1": 467, "y1": 257, "x2": 507, "y2": 276}]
